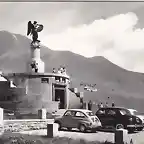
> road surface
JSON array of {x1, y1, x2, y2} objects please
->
[{"x1": 18, "y1": 127, "x2": 144, "y2": 144}]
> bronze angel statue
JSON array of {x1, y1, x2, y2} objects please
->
[{"x1": 27, "y1": 21, "x2": 44, "y2": 43}]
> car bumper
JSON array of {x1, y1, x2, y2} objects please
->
[
  {"x1": 127, "y1": 124, "x2": 143, "y2": 128},
  {"x1": 127, "y1": 124, "x2": 143, "y2": 131},
  {"x1": 87, "y1": 124, "x2": 102, "y2": 130}
]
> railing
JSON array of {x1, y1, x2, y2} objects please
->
[{"x1": 3, "y1": 72, "x2": 70, "y2": 80}]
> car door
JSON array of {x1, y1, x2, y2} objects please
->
[
  {"x1": 62, "y1": 110, "x2": 74, "y2": 127},
  {"x1": 118, "y1": 109, "x2": 131, "y2": 127},
  {"x1": 72, "y1": 111, "x2": 88, "y2": 128},
  {"x1": 96, "y1": 109, "x2": 107, "y2": 126},
  {"x1": 106, "y1": 109, "x2": 117, "y2": 127}
]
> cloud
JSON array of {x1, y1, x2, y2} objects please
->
[
  {"x1": 41, "y1": 12, "x2": 144, "y2": 72},
  {"x1": 1, "y1": 2, "x2": 144, "y2": 72}
]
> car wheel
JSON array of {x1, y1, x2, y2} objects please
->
[
  {"x1": 128, "y1": 128, "x2": 135, "y2": 133},
  {"x1": 79, "y1": 124, "x2": 86, "y2": 133},
  {"x1": 116, "y1": 124, "x2": 124, "y2": 130},
  {"x1": 137, "y1": 127, "x2": 143, "y2": 131}
]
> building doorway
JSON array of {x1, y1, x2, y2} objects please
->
[{"x1": 55, "y1": 89, "x2": 65, "y2": 109}]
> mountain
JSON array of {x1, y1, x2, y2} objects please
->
[{"x1": 0, "y1": 31, "x2": 144, "y2": 112}]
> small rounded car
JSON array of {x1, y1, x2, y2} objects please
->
[
  {"x1": 54, "y1": 109, "x2": 102, "y2": 132},
  {"x1": 95, "y1": 107, "x2": 143, "y2": 132}
]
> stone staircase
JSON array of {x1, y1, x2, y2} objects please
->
[
  {"x1": 68, "y1": 88, "x2": 84, "y2": 99},
  {"x1": 51, "y1": 87, "x2": 86, "y2": 118},
  {"x1": 68, "y1": 87, "x2": 88, "y2": 109}
]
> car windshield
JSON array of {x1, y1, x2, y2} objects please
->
[
  {"x1": 86, "y1": 111, "x2": 94, "y2": 116},
  {"x1": 119, "y1": 109, "x2": 131, "y2": 115}
]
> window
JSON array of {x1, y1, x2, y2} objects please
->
[
  {"x1": 55, "y1": 77, "x2": 60, "y2": 82},
  {"x1": 97, "y1": 109, "x2": 106, "y2": 115},
  {"x1": 107, "y1": 110, "x2": 116, "y2": 116},
  {"x1": 86, "y1": 112, "x2": 94, "y2": 116},
  {"x1": 119, "y1": 110, "x2": 127, "y2": 115},
  {"x1": 41, "y1": 78, "x2": 49, "y2": 83},
  {"x1": 64, "y1": 111, "x2": 75, "y2": 116},
  {"x1": 75, "y1": 111, "x2": 86, "y2": 118},
  {"x1": 64, "y1": 111, "x2": 72, "y2": 116},
  {"x1": 119, "y1": 109, "x2": 130, "y2": 115}
]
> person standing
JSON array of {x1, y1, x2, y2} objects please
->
[
  {"x1": 52, "y1": 68, "x2": 56, "y2": 73},
  {"x1": 88, "y1": 100, "x2": 92, "y2": 110},
  {"x1": 35, "y1": 63, "x2": 38, "y2": 73},
  {"x1": 63, "y1": 67, "x2": 67, "y2": 75},
  {"x1": 100, "y1": 102, "x2": 104, "y2": 108},
  {"x1": 57, "y1": 68, "x2": 61, "y2": 74},
  {"x1": 112, "y1": 102, "x2": 115, "y2": 107},
  {"x1": 105, "y1": 102, "x2": 109, "y2": 107},
  {"x1": 80, "y1": 98, "x2": 84, "y2": 109},
  {"x1": 60, "y1": 66, "x2": 63, "y2": 74},
  {"x1": 57, "y1": 97, "x2": 61, "y2": 109}
]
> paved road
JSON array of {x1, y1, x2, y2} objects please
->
[{"x1": 18, "y1": 128, "x2": 144, "y2": 144}]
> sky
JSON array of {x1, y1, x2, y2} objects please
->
[{"x1": 1, "y1": 2, "x2": 144, "y2": 72}]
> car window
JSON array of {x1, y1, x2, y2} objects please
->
[
  {"x1": 86, "y1": 112, "x2": 94, "y2": 116},
  {"x1": 75, "y1": 111, "x2": 86, "y2": 118},
  {"x1": 107, "y1": 110, "x2": 116, "y2": 116},
  {"x1": 119, "y1": 110, "x2": 127, "y2": 115},
  {"x1": 119, "y1": 109, "x2": 131, "y2": 115},
  {"x1": 64, "y1": 111, "x2": 74, "y2": 116},
  {"x1": 96, "y1": 109, "x2": 106, "y2": 115}
]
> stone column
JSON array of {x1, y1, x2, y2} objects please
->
[
  {"x1": 65, "y1": 78, "x2": 70, "y2": 109},
  {"x1": 0, "y1": 108, "x2": 4, "y2": 133},
  {"x1": 27, "y1": 41, "x2": 45, "y2": 73},
  {"x1": 38, "y1": 109, "x2": 46, "y2": 119}
]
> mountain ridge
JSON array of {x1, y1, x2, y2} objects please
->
[{"x1": 0, "y1": 31, "x2": 144, "y2": 111}]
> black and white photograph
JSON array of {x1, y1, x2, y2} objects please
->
[{"x1": 0, "y1": 1, "x2": 143, "y2": 144}]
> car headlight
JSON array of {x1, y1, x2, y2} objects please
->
[
  {"x1": 136, "y1": 117, "x2": 140, "y2": 123},
  {"x1": 88, "y1": 122, "x2": 92, "y2": 126}
]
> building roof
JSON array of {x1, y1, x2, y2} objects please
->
[{"x1": 4, "y1": 72, "x2": 70, "y2": 79}]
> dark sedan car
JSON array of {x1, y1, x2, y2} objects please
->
[{"x1": 95, "y1": 107, "x2": 143, "y2": 132}]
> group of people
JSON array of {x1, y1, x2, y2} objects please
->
[
  {"x1": 52, "y1": 66, "x2": 67, "y2": 75},
  {"x1": 97, "y1": 102, "x2": 115, "y2": 109},
  {"x1": 87, "y1": 100, "x2": 115, "y2": 111}
]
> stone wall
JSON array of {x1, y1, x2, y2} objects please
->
[{"x1": 4, "y1": 119, "x2": 53, "y2": 132}]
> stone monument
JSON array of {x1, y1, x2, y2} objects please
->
[{"x1": 27, "y1": 21, "x2": 45, "y2": 73}]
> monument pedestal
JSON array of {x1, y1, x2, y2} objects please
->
[{"x1": 26, "y1": 41, "x2": 45, "y2": 74}]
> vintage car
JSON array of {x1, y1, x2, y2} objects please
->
[
  {"x1": 54, "y1": 109, "x2": 102, "y2": 132},
  {"x1": 128, "y1": 109, "x2": 144, "y2": 126},
  {"x1": 95, "y1": 107, "x2": 143, "y2": 132}
]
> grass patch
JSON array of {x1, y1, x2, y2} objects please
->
[{"x1": 0, "y1": 133, "x2": 114, "y2": 144}]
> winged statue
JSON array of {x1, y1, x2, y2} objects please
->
[{"x1": 27, "y1": 21, "x2": 44, "y2": 43}]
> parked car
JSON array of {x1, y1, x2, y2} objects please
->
[
  {"x1": 128, "y1": 109, "x2": 144, "y2": 126},
  {"x1": 54, "y1": 109, "x2": 102, "y2": 132},
  {"x1": 95, "y1": 107, "x2": 143, "y2": 132}
]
